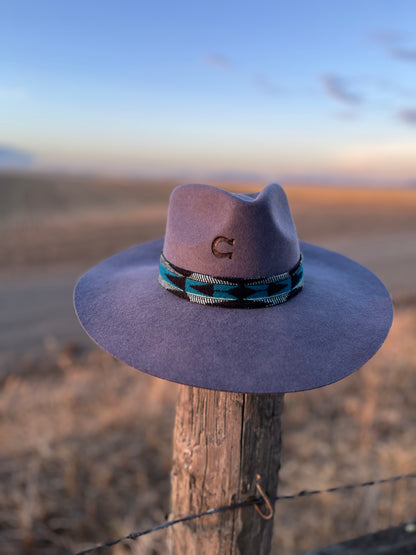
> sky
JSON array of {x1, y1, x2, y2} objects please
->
[{"x1": 1, "y1": 0, "x2": 416, "y2": 184}]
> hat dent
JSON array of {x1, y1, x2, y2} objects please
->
[{"x1": 162, "y1": 183, "x2": 300, "y2": 279}]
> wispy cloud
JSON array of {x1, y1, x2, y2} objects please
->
[
  {"x1": 203, "y1": 54, "x2": 285, "y2": 99},
  {"x1": 0, "y1": 145, "x2": 34, "y2": 168},
  {"x1": 397, "y1": 108, "x2": 416, "y2": 126},
  {"x1": 391, "y1": 47, "x2": 416, "y2": 62},
  {"x1": 371, "y1": 28, "x2": 416, "y2": 63},
  {"x1": 204, "y1": 53, "x2": 233, "y2": 69},
  {"x1": 252, "y1": 74, "x2": 281, "y2": 97},
  {"x1": 370, "y1": 28, "x2": 404, "y2": 46},
  {"x1": 321, "y1": 74, "x2": 362, "y2": 105}
]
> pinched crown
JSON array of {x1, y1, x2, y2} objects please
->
[{"x1": 162, "y1": 183, "x2": 300, "y2": 279}]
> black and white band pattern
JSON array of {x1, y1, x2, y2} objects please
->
[{"x1": 158, "y1": 253, "x2": 304, "y2": 309}]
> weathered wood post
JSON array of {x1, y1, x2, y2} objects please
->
[{"x1": 170, "y1": 387, "x2": 284, "y2": 554}]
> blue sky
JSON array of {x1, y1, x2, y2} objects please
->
[{"x1": 1, "y1": 0, "x2": 415, "y2": 183}]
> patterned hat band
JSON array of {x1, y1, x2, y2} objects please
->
[{"x1": 158, "y1": 253, "x2": 304, "y2": 309}]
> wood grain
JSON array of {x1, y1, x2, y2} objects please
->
[{"x1": 170, "y1": 385, "x2": 284, "y2": 554}]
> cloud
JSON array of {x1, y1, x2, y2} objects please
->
[
  {"x1": 391, "y1": 47, "x2": 416, "y2": 62},
  {"x1": 397, "y1": 108, "x2": 416, "y2": 126},
  {"x1": 0, "y1": 145, "x2": 34, "y2": 168},
  {"x1": 370, "y1": 28, "x2": 404, "y2": 45},
  {"x1": 321, "y1": 74, "x2": 362, "y2": 105},
  {"x1": 252, "y1": 74, "x2": 281, "y2": 97},
  {"x1": 204, "y1": 53, "x2": 233, "y2": 69},
  {"x1": 371, "y1": 29, "x2": 416, "y2": 63},
  {"x1": 203, "y1": 55, "x2": 284, "y2": 99}
]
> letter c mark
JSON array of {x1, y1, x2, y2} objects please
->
[{"x1": 211, "y1": 236, "x2": 235, "y2": 259}]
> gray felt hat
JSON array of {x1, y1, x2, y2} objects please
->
[{"x1": 74, "y1": 183, "x2": 393, "y2": 393}]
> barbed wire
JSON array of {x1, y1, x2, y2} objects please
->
[{"x1": 75, "y1": 472, "x2": 416, "y2": 555}]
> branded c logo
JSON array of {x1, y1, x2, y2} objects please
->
[{"x1": 211, "y1": 236, "x2": 235, "y2": 259}]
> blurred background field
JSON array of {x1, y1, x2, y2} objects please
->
[
  {"x1": 1, "y1": 171, "x2": 415, "y2": 358},
  {"x1": 0, "y1": 172, "x2": 415, "y2": 554}
]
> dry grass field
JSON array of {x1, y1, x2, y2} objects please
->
[{"x1": 0, "y1": 172, "x2": 415, "y2": 554}]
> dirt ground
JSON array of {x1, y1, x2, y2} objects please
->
[{"x1": 0, "y1": 172, "x2": 415, "y2": 554}]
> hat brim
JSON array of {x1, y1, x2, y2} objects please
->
[{"x1": 74, "y1": 238, "x2": 393, "y2": 393}]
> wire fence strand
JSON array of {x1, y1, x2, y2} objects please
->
[{"x1": 76, "y1": 471, "x2": 416, "y2": 555}]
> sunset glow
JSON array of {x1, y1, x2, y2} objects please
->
[{"x1": 1, "y1": 1, "x2": 415, "y2": 184}]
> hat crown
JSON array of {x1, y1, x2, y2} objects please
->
[{"x1": 163, "y1": 183, "x2": 300, "y2": 278}]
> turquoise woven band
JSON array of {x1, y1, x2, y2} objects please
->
[{"x1": 158, "y1": 253, "x2": 304, "y2": 308}]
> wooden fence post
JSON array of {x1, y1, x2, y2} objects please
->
[{"x1": 170, "y1": 385, "x2": 284, "y2": 554}]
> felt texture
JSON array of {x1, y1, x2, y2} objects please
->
[
  {"x1": 74, "y1": 237, "x2": 393, "y2": 393},
  {"x1": 163, "y1": 183, "x2": 300, "y2": 278}
]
